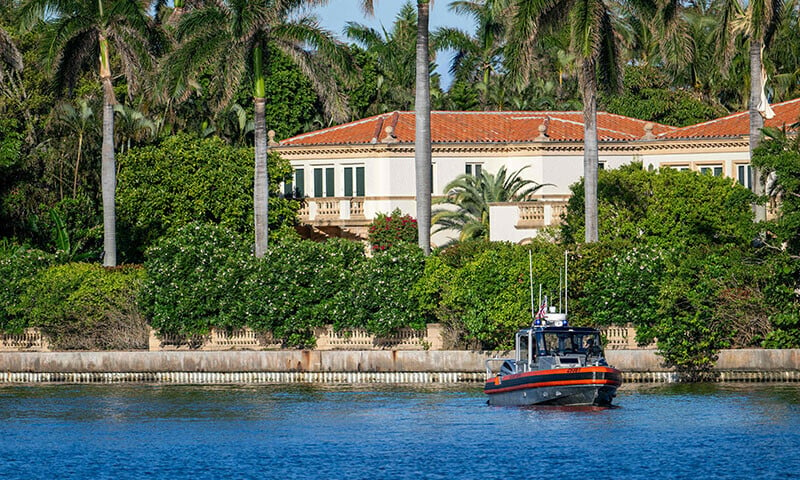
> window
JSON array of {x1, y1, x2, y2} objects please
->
[
  {"x1": 670, "y1": 165, "x2": 691, "y2": 172},
  {"x1": 700, "y1": 165, "x2": 723, "y2": 177},
  {"x1": 598, "y1": 162, "x2": 605, "y2": 170},
  {"x1": 737, "y1": 164, "x2": 752, "y2": 189},
  {"x1": 284, "y1": 168, "x2": 304, "y2": 198},
  {"x1": 313, "y1": 167, "x2": 335, "y2": 197},
  {"x1": 295, "y1": 169, "x2": 305, "y2": 197},
  {"x1": 465, "y1": 163, "x2": 483, "y2": 177},
  {"x1": 325, "y1": 167, "x2": 334, "y2": 197},
  {"x1": 314, "y1": 168, "x2": 323, "y2": 197},
  {"x1": 344, "y1": 166, "x2": 365, "y2": 197}
]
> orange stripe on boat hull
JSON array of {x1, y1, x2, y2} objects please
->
[{"x1": 485, "y1": 378, "x2": 620, "y2": 395}]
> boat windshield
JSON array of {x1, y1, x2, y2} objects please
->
[{"x1": 541, "y1": 332, "x2": 602, "y2": 355}]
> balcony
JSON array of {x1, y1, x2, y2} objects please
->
[
  {"x1": 516, "y1": 201, "x2": 569, "y2": 228},
  {"x1": 297, "y1": 197, "x2": 367, "y2": 223},
  {"x1": 489, "y1": 199, "x2": 570, "y2": 243}
]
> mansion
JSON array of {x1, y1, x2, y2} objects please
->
[{"x1": 271, "y1": 98, "x2": 800, "y2": 246}]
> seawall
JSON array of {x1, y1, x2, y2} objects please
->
[{"x1": 0, "y1": 349, "x2": 798, "y2": 384}]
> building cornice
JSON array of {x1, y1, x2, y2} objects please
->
[{"x1": 272, "y1": 136, "x2": 751, "y2": 159}]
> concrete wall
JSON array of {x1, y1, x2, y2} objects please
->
[{"x1": 1, "y1": 349, "x2": 798, "y2": 375}]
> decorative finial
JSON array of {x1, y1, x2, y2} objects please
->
[
  {"x1": 535, "y1": 122, "x2": 549, "y2": 141},
  {"x1": 268, "y1": 130, "x2": 278, "y2": 146},
  {"x1": 642, "y1": 122, "x2": 655, "y2": 140},
  {"x1": 382, "y1": 125, "x2": 398, "y2": 143}
]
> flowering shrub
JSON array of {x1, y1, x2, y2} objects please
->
[
  {"x1": 239, "y1": 238, "x2": 366, "y2": 348},
  {"x1": 333, "y1": 243, "x2": 426, "y2": 336},
  {"x1": 117, "y1": 134, "x2": 298, "y2": 262},
  {"x1": 140, "y1": 222, "x2": 250, "y2": 336},
  {"x1": 367, "y1": 208, "x2": 418, "y2": 252},
  {"x1": 581, "y1": 244, "x2": 669, "y2": 340}
]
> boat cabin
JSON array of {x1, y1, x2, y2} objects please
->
[{"x1": 500, "y1": 323, "x2": 605, "y2": 376}]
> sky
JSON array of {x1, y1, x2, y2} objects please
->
[{"x1": 311, "y1": 1, "x2": 464, "y2": 89}]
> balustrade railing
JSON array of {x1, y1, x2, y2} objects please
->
[
  {"x1": 516, "y1": 201, "x2": 569, "y2": 228},
  {"x1": 0, "y1": 324, "x2": 651, "y2": 352},
  {"x1": 600, "y1": 324, "x2": 656, "y2": 350},
  {"x1": 0, "y1": 329, "x2": 49, "y2": 352},
  {"x1": 297, "y1": 197, "x2": 368, "y2": 222},
  {"x1": 314, "y1": 324, "x2": 442, "y2": 350}
]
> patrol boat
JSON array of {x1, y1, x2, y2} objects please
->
[
  {"x1": 483, "y1": 312, "x2": 622, "y2": 406},
  {"x1": 483, "y1": 254, "x2": 622, "y2": 406}
]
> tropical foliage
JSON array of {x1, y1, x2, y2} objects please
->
[
  {"x1": 0, "y1": 0, "x2": 798, "y2": 378},
  {"x1": 433, "y1": 166, "x2": 549, "y2": 246},
  {"x1": 116, "y1": 134, "x2": 297, "y2": 262}
]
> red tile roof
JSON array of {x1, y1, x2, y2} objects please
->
[
  {"x1": 280, "y1": 111, "x2": 677, "y2": 146},
  {"x1": 660, "y1": 97, "x2": 800, "y2": 139}
]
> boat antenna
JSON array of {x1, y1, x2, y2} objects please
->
[
  {"x1": 529, "y1": 250, "x2": 534, "y2": 320},
  {"x1": 558, "y1": 264, "x2": 563, "y2": 313},
  {"x1": 564, "y1": 250, "x2": 569, "y2": 316}
]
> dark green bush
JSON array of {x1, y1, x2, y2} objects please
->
[
  {"x1": 117, "y1": 134, "x2": 298, "y2": 262},
  {"x1": 0, "y1": 246, "x2": 54, "y2": 332},
  {"x1": 16, "y1": 262, "x2": 147, "y2": 350},
  {"x1": 431, "y1": 241, "x2": 563, "y2": 349}
]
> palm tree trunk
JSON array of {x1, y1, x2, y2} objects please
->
[
  {"x1": 254, "y1": 97, "x2": 268, "y2": 257},
  {"x1": 99, "y1": 32, "x2": 117, "y2": 267},
  {"x1": 73, "y1": 133, "x2": 82, "y2": 198},
  {"x1": 253, "y1": 43, "x2": 269, "y2": 257},
  {"x1": 415, "y1": 0, "x2": 432, "y2": 255},
  {"x1": 581, "y1": 58, "x2": 599, "y2": 243},
  {"x1": 749, "y1": 39, "x2": 766, "y2": 221}
]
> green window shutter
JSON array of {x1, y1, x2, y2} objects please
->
[
  {"x1": 295, "y1": 169, "x2": 304, "y2": 197},
  {"x1": 326, "y1": 167, "x2": 335, "y2": 197},
  {"x1": 344, "y1": 167, "x2": 353, "y2": 196},
  {"x1": 314, "y1": 168, "x2": 323, "y2": 197},
  {"x1": 356, "y1": 167, "x2": 365, "y2": 197}
]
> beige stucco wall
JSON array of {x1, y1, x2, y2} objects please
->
[{"x1": 1, "y1": 349, "x2": 797, "y2": 375}]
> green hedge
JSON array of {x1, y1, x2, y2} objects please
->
[
  {"x1": 15, "y1": 262, "x2": 147, "y2": 350},
  {"x1": 0, "y1": 246, "x2": 54, "y2": 332}
]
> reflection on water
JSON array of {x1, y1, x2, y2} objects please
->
[{"x1": 0, "y1": 383, "x2": 798, "y2": 479}]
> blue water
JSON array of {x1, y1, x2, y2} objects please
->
[{"x1": 0, "y1": 383, "x2": 798, "y2": 479}]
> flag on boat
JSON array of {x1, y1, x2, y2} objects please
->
[{"x1": 535, "y1": 302, "x2": 547, "y2": 319}]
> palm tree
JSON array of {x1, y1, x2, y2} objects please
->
[
  {"x1": 432, "y1": 0, "x2": 511, "y2": 109},
  {"x1": 113, "y1": 104, "x2": 156, "y2": 155},
  {"x1": 511, "y1": 0, "x2": 623, "y2": 243},
  {"x1": 345, "y1": 3, "x2": 419, "y2": 112},
  {"x1": 53, "y1": 100, "x2": 97, "y2": 199},
  {"x1": 716, "y1": 0, "x2": 785, "y2": 221},
  {"x1": 768, "y1": 2, "x2": 800, "y2": 101},
  {"x1": 20, "y1": 0, "x2": 160, "y2": 267},
  {"x1": 432, "y1": 166, "x2": 550, "y2": 245},
  {"x1": 360, "y1": 0, "x2": 433, "y2": 255},
  {"x1": 165, "y1": 0, "x2": 350, "y2": 258}
]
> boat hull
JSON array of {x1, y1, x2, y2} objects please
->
[{"x1": 484, "y1": 366, "x2": 622, "y2": 407}]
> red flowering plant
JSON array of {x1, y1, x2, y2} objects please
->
[{"x1": 367, "y1": 208, "x2": 418, "y2": 252}]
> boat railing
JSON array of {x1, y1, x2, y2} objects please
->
[{"x1": 485, "y1": 358, "x2": 508, "y2": 378}]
